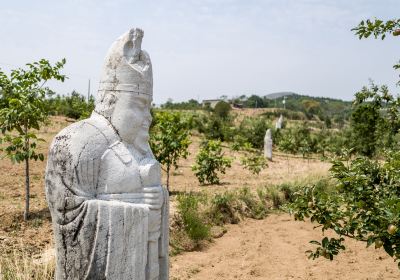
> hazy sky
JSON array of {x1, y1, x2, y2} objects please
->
[{"x1": 0, "y1": 0, "x2": 399, "y2": 104}]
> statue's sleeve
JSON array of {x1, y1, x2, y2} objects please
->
[
  {"x1": 45, "y1": 123, "x2": 149, "y2": 280},
  {"x1": 159, "y1": 186, "x2": 169, "y2": 280}
]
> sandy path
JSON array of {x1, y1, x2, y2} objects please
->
[{"x1": 170, "y1": 214, "x2": 400, "y2": 280}]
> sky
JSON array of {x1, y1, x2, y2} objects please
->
[{"x1": 0, "y1": 0, "x2": 399, "y2": 104}]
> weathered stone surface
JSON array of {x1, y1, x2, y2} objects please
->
[
  {"x1": 264, "y1": 129, "x2": 273, "y2": 160},
  {"x1": 45, "y1": 28, "x2": 168, "y2": 280},
  {"x1": 275, "y1": 114, "x2": 283, "y2": 129}
]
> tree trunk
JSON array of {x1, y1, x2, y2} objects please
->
[
  {"x1": 24, "y1": 156, "x2": 30, "y2": 221},
  {"x1": 24, "y1": 125, "x2": 30, "y2": 221},
  {"x1": 166, "y1": 164, "x2": 170, "y2": 192}
]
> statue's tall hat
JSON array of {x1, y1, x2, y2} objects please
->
[{"x1": 98, "y1": 28, "x2": 153, "y2": 96}]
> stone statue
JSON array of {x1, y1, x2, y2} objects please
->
[
  {"x1": 45, "y1": 28, "x2": 169, "y2": 280},
  {"x1": 275, "y1": 114, "x2": 283, "y2": 129},
  {"x1": 264, "y1": 129, "x2": 272, "y2": 161}
]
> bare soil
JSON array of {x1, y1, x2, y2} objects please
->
[
  {"x1": 171, "y1": 214, "x2": 400, "y2": 280},
  {"x1": 0, "y1": 117, "x2": 67, "y2": 256},
  {"x1": 167, "y1": 135, "x2": 330, "y2": 194}
]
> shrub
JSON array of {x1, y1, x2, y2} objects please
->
[
  {"x1": 257, "y1": 185, "x2": 286, "y2": 210},
  {"x1": 288, "y1": 153, "x2": 400, "y2": 265},
  {"x1": 239, "y1": 143, "x2": 268, "y2": 175},
  {"x1": 46, "y1": 91, "x2": 94, "y2": 120},
  {"x1": 230, "y1": 135, "x2": 248, "y2": 151},
  {"x1": 209, "y1": 192, "x2": 241, "y2": 225},
  {"x1": 267, "y1": 187, "x2": 285, "y2": 209},
  {"x1": 192, "y1": 140, "x2": 232, "y2": 185},
  {"x1": 204, "y1": 116, "x2": 235, "y2": 142},
  {"x1": 277, "y1": 183, "x2": 298, "y2": 203},
  {"x1": 176, "y1": 193, "x2": 210, "y2": 242},
  {"x1": 237, "y1": 187, "x2": 268, "y2": 219},
  {"x1": 237, "y1": 117, "x2": 271, "y2": 149},
  {"x1": 277, "y1": 124, "x2": 320, "y2": 158}
]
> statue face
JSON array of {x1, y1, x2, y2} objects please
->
[{"x1": 110, "y1": 92, "x2": 152, "y2": 151}]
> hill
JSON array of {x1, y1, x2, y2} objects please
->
[
  {"x1": 159, "y1": 93, "x2": 353, "y2": 123},
  {"x1": 264, "y1": 91, "x2": 298, "y2": 99},
  {"x1": 232, "y1": 93, "x2": 352, "y2": 123}
]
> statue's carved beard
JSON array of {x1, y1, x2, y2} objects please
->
[{"x1": 132, "y1": 130, "x2": 151, "y2": 155}]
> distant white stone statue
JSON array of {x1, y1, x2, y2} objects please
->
[
  {"x1": 45, "y1": 28, "x2": 169, "y2": 280},
  {"x1": 275, "y1": 114, "x2": 283, "y2": 129},
  {"x1": 264, "y1": 129, "x2": 273, "y2": 160}
]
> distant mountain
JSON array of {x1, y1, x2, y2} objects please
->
[
  {"x1": 231, "y1": 92, "x2": 352, "y2": 122},
  {"x1": 159, "y1": 91, "x2": 352, "y2": 123},
  {"x1": 264, "y1": 92, "x2": 298, "y2": 100}
]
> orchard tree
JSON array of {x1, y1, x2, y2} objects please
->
[
  {"x1": 192, "y1": 140, "x2": 232, "y2": 185},
  {"x1": 350, "y1": 83, "x2": 400, "y2": 156},
  {"x1": 239, "y1": 143, "x2": 267, "y2": 175},
  {"x1": 0, "y1": 59, "x2": 66, "y2": 220},
  {"x1": 213, "y1": 101, "x2": 231, "y2": 120},
  {"x1": 353, "y1": 18, "x2": 400, "y2": 83},
  {"x1": 288, "y1": 18, "x2": 400, "y2": 268},
  {"x1": 150, "y1": 111, "x2": 191, "y2": 191},
  {"x1": 352, "y1": 18, "x2": 400, "y2": 40},
  {"x1": 350, "y1": 18, "x2": 400, "y2": 155},
  {"x1": 288, "y1": 153, "x2": 400, "y2": 267}
]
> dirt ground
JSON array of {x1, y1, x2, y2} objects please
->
[
  {"x1": 167, "y1": 135, "x2": 331, "y2": 194},
  {"x1": 0, "y1": 117, "x2": 67, "y2": 256},
  {"x1": 171, "y1": 214, "x2": 400, "y2": 280},
  {"x1": 1, "y1": 116, "x2": 399, "y2": 278}
]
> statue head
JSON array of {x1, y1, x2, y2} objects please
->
[{"x1": 94, "y1": 28, "x2": 153, "y2": 152}]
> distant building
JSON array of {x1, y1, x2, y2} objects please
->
[
  {"x1": 232, "y1": 103, "x2": 244, "y2": 109},
  {"x1": 202, "y1": 99, "x2": 223, "y2": 109}
]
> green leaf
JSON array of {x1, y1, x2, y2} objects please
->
[{"x1": 38, "y1": 153, "x2": 44, "y2": 161}]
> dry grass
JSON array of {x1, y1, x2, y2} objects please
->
[{"x1": 0, "y1": 248, "x2": 55, "y2": 280}]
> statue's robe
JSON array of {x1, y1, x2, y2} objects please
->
[{"x1": 45, "y1": 112, "x2": 169, "y2": 280}]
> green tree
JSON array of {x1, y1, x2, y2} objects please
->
[
  {"x1": 0, "y1": 59, "x2": 66, "y2": 220},
  {"x1": 213, "y1": 101, "x2": 231, "y2": 120},
  {"x1": 277, "y1": 124, "x2": 316, "y2": 158},
  {"x1": 160, "y1": 98, "x2": 202, "y2": 110},
  {"x1": 192, "y1": 140, "x2": 232, "y2": 185},
  {"x1": 302, "y1": 99, "x2": 321, "y2": 119},
  {"x1": 206, "y1": 115, "x2": 235, "y2": 142},
  {"x1": 288, "y1": 18, "x2": 400, "y2": 268},
  {"x1": 244, "y1": 95, "x2": 264, "y2": 108},
  {"x1": 351, "y1": 83, "x2": 400, "y2": 157},
  {"x1": 150, "y1": 111, "x2": 191, "y2": 191},
  {"x1": 350, "y1": 89, "x2": 380, "y2": 157},
  {"x1": 64, "y1": 91, "x2": 94, "y2": 119},
  {"x1": 288, "y1": 153, "x2": 400, "y2": 266},
  {"x1": 352, "y1": 18, "x2": 400, "y2": 40},
  {"x1": 353, "y1": 18, "x2": 400, "y2": 84}
]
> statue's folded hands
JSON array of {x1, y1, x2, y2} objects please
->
[{"x1": 142, "y1": 186, "x2": 164, "y2": 210}]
